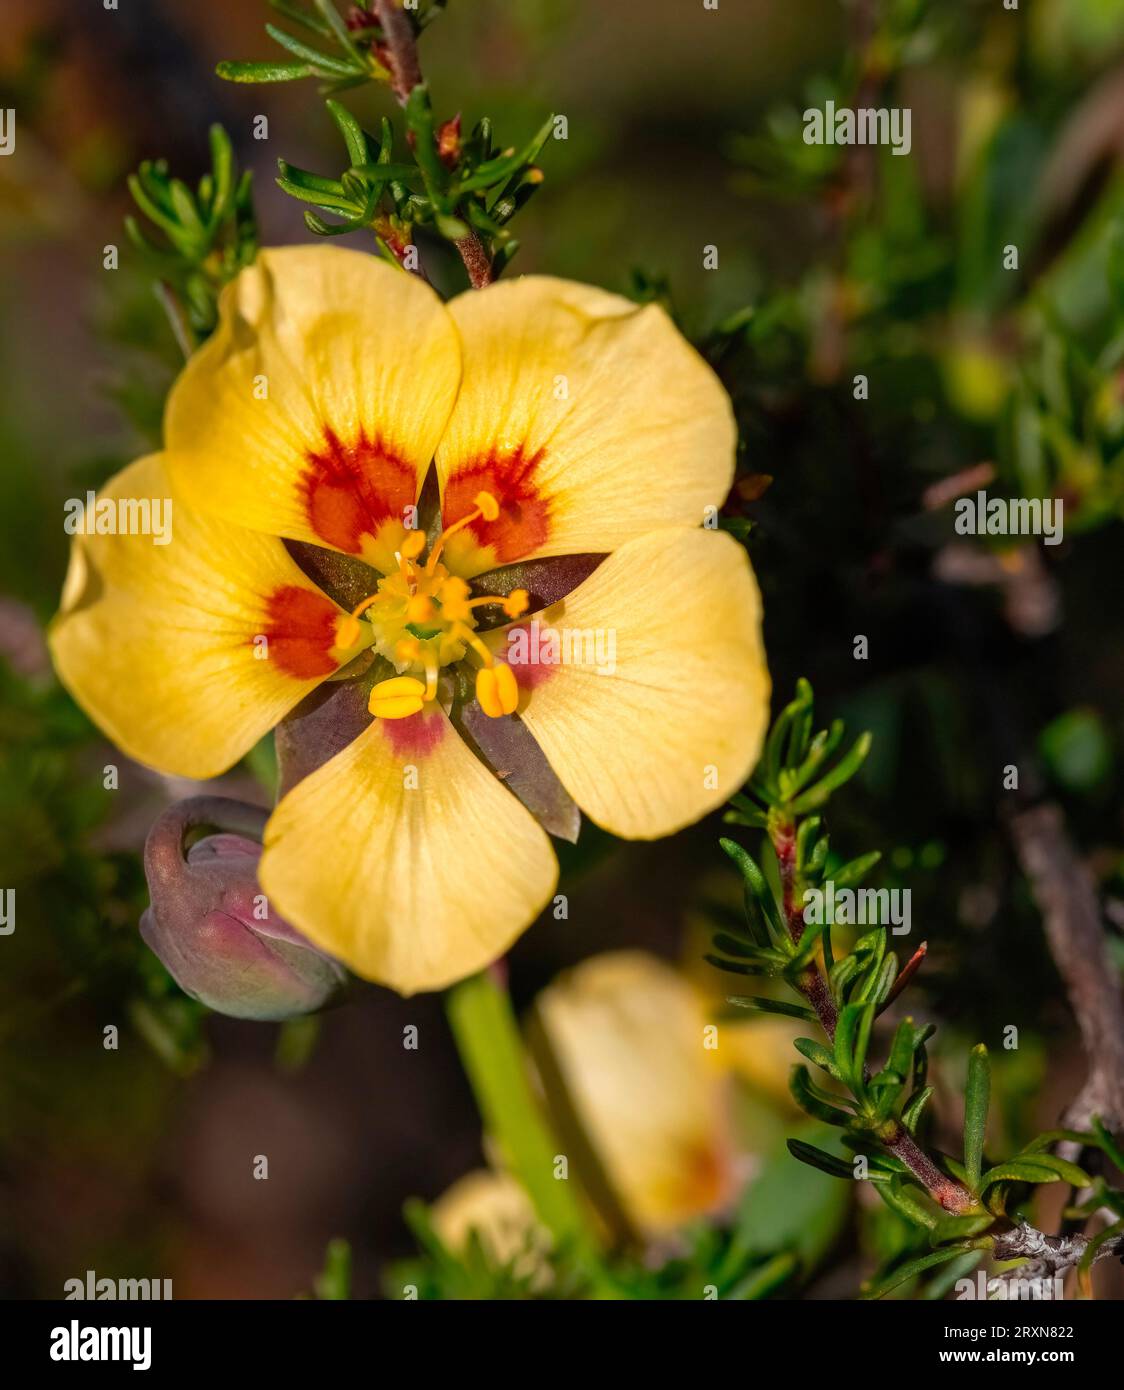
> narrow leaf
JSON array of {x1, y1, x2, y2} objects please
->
[
  {"x1": 264, "y1": 23, "x2": 357, "y2": 75},
  {"x1": 862, "y1": 1246, "x2": 969, "y2": 1300},
  {"x1": 978, "y1": 1161, "x2": 1063, "y2": 1188},
  {"x1": 276, "y1": 177, "x2": 358, "y2": 211},
  {"x1": 312, "y1": 0, "x2": 364, "y2": 62},
  {"x1": 789, "y1": 1065, "x2": 853, "y2": 1126},
  {"x1": 787, "y1": 1138, "x2": 856, "y2": 1180},
  {"x1": 726, "y1": 996, "x2": 818, "y2": 1022},
  {"x1": 963, "y1": 1043, "x2": 990, "y2": 1189},
  {"x1": 326, "y1": 98, "x2": 370, "y2": 167},
  {"x1": 831, "y1": 850, "x2": 882, "y2": 891},
  {"x1": 794, "y1": 1037, "x2": 844, "y2": 1080},
  {"x1": 901, "y1": 1085, "x2": 934, "y2": 1135},
  {"x1": 216, "y1": 59, "x2": 313, "y2": 82},
  {"x1": 789, "y1": 732, "x2": 872, "y2": 813},
  {"x1": 268, "y1": 0, "x2": 334, "y2": 36}
]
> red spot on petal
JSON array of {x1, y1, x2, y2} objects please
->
[
  {"x1": 301, "y1": 428, "x2": 416, "y2": 555},
  {"x1": 503, "y1": 622, "x2": 557, "y2": 689},
  {"x1": 443, "y1": 446, "x2": 549, "y2": 564},
  {"x1": 260, "y1": 585, "x2": 340, "y2": 680},
  {"x1": 379, "y1": 709, "x2": 446, "y2": 758}
]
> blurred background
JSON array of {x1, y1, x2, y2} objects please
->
[{"x1": 2, "y1": 0, "x2": 1124, "y2": 1298}]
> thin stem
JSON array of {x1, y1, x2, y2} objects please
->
[
  {"x1": 372, "y1": 0, "x2": 421, "y2": 100},
  {"x1": 371, "y1": 0, "x2": 492, "y2": 287},
  {"x1": 444, "y1": 968, "x2": 600, "y2": 1260},
  {"x1": 156, "y1": 281, "x2": 196, "y2": 359},
  {"x1": 453, "y1": 230, "x2": 494, "y2": 289},
  {"x1": 774, "y1": 816, "x2": 837, "y2": 1036},
  {"x1": 885, "y1": 1129, "x2": 974, "y2": 1214}
]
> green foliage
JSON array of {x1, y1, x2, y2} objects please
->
[
  {"x1": 389, "y1": 1195, "x2": 822, "y2": 1301},
  {"x1": 276, "y1": 92, "x2": 549, "y2": 275},
  {"x1": 216, "y1": 1, "x2": 447, "y2": 92},
  {"x1": 125, "y1": 125, "x2": 257, "y2": 346},
  {"x1": 711, "y1": 680, "x2": 1124, "y2": 1298},
  {"x1": 312, "y1": 1238, "x2": 352, "y2": 1300},
  {"x1": 217, "y1": 0, "x2": 392, "y2": 92},
  {"x1": 0, "y1": 661, "x2": 210, "y2": 1077},
  {"x1": 386, "y1": 1199, "x2": 586, "y2": 1301}
]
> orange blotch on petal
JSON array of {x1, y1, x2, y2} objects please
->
[
  {"x1": 442, "y1": 447, "x2": 550, "y2": 566},
  {"x1": 301, "y1": 427, "x2": 417, "y2": 556},
  {"x1": 259, "y1": 585, "x2": 342, "y2": 679}
]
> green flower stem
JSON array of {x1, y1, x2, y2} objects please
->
[{"x1": 445, "y1": 968, "x2": 602, "y2": 1264}]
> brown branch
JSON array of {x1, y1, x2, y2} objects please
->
[
  {"x1": 992, "y1": 1220, "x2": 1124, "y2": 1279},
  {"x1": 886, "y1": 1129, "x2": 975, "y2": 1214},
  {"x1": 372, "y1": 0, "x2": 421, "y2": 101},
  {"x1": 1010, "y1": 802, "x2": 1124, "y2": 1136},
  {"x1": 371, "y1": 0, "x2": 492, "y2": 288}
]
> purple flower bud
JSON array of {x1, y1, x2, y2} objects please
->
[{"x1": 141, "y1": 796, "x2": 346, "y2": 1021}]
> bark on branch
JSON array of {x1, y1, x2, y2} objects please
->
[{"x1": 1010, "y1": 802, "x2": 1124, "y2": 1135}]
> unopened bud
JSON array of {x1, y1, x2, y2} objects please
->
[{"x1": 141, "y1": 797, "x2": 345, "y2": 1021}]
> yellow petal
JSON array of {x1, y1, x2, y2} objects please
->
[
  {"x1": 435, "y1": 277, "x2": 736, "y2": 576},
  {"x1": 533, "y1": 951, "x2": 735, "y2": 1236},
  {"x1": 49, "y1": 455, "x2": 359, "y2": 779},
  {"x1": 259, "y1": 709, "x2": 558, "y2": 994},
  {"x1": 165, "y1": 246, "x2": 462, "y2": 573},
  {"x1": 510, "y1": 527, "x2": 770, "y2": 838},
  {"x1": 430, "y1": 1169, "x2": 552, "y2": 1287}
]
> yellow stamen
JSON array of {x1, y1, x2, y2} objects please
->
[
  {"x1": 335, "y1": 614, "x2": 363, "y2": 649},
  {"x1": 423, "y1": 650, "x2": 440, "y2": 701},
  {"x1": 453, "y1": 623, "x2": 495, "y2": 669},
  {"x1": 503, "y1": 588, "x2": 529, "y2": 619},
  {"x1": 438, "y1": 576, "x2": 472, "y2": 622},
  {"x1": 426, "y1": 490, "x2": 499, "y2": 572},
  {"x1": 337, "y1": 589, "x2": 390, "y2": 648},
  {"x1": 476, "y1": 661, "x2": 519, "y2": 718},
  {"x1": 462, "y1": 587, "x2": 530, "y2": 620},
  {"x1": 369, "y1": 675, "x2": 427, "y2": 720}
]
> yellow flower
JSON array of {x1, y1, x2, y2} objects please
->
[
  {"x1": 531, "y1": 951, "x2": 738, "y2": 1237},
  {"x1": 430, "y1": 1170, "x2": 553, "y2": 1289},
  {"x1": 49, "y1": 247, "x2": 770, "y2": 994}
]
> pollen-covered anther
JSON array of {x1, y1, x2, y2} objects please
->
[
  {"x1": 476, "y1": 661, "x2": 519, "y2": 718},
  {"x1": 369, "y1": 675, "x2": 427, "y2": 720},
  {"x1": 502, "y1": 588, "x2": 530, "y2": 619}
]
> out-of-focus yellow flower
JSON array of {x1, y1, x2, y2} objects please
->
[
  {"x1": 531, "y1": 950, "x2": 737, "y2": 1237},
  {"x1": 435, "y1": 951, "x2": 757, "y2": 1265},
  {"x1": 430, "y1": 1170, "x2": 552, "y2": 1289},
  {"x1": 50, "y1": 248, "x2": 769, "y2": 994}
]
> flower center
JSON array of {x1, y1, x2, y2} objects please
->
[{"x1": 337, "y1": 491, "x2": 529, "y2": 721}]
